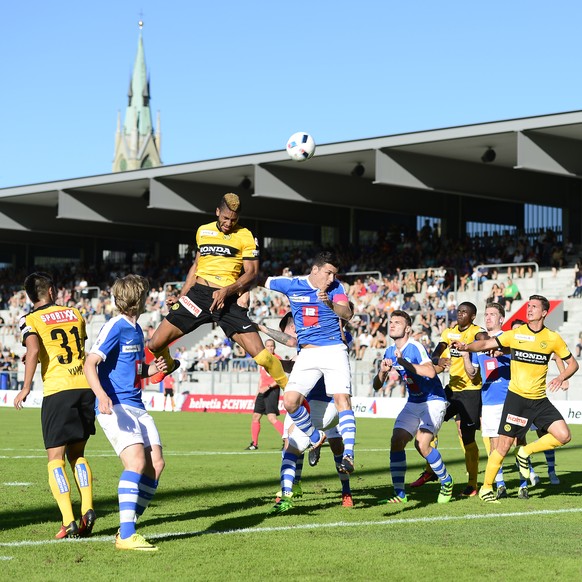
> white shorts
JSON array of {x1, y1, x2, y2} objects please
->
[
  {"x1": 286, "y1": 344, "x2": 351, "y2": 397},
  {"x1": 97, "y1": 403, "x2": 162, "y2": 456},
  {"x1": 284, "y1": 399, "x2": 340, "y2": 453},
  {"x1": 481, "y1": 403, "x2": 504, "y2": 437},
  {"x1": 394, "y1": 400, "x2": 447, "y2": 437}
]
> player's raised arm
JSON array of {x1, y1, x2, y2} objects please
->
[
  {"x1": 453, "y1": 337, "x2": 499, "y2": 353},
  {"x1": 257, "y1": 323, "x2": 298, "y2": 349}
]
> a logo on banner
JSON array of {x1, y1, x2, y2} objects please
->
[{"x1": 369, "y1": 400, "x2": 377, "y2": 415}]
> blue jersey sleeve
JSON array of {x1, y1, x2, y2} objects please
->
[
  {"x1": 265, "y1": 276, "x2": 293, "y2": 295},
  {"x1": 92, "y1": 319, "x2": 120, "y2": 361}
]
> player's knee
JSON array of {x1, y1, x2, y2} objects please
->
[
  {"x1": 283, "y1": 392, "x2": 301, "y2": 413},
  {"x1": 556, "y1": 427, "x2": 571, "y2": 445}
]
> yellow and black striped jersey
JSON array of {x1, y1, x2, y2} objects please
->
[
  {"x1": 20, "y1": 304, "x2": 90, "y2": 396},
  {"x1": 194, "y1": 221, "x2": 259, "y2": 287},
  {"x1": 440, "y1": 323, "x2": 483, "y2": 391},
  {"x1": 496, "y1": 324, "x2": 571, "y2": 399}
]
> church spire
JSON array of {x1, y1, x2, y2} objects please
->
[{"x1": 113, "y1": 20, "x2": 162, "y2": 172}]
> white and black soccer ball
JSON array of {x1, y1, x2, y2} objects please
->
[{"x1": 286, "y1": 132, "x2": 316, "y2": 162}]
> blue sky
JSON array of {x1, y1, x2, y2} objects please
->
[{"x1": 1, "y1": 1, "x2": 582, "y2": 188}]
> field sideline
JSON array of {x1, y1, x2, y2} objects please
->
[{"x1": 1, "y1": 408, "x2": 581, "y2": 581}]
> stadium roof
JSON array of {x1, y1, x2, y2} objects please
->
[{"x1": 1, "y1": 109, "x2": 581, "y2": 241}]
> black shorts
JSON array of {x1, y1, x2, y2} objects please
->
[
  {"x1": 166, "y1": 283, "x2": 256, "y2": 338},
  {"x1": 254, "y1": 386, "x2": 281, "y2": 416},
  {"x1": 444, "y1": 388, "x2": 481, "y2": 430},
  {"x1": 164, "y1": 388, "x2": 175, "y2": 397},
  {"x1": 498, "y1": 390, "x2": 564, "y2": 439},
  {"x1": 41, "y1": 389, "x2": 96, "y2": 449}
]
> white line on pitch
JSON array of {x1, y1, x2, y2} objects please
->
[
  {"x1": 1, "y1": 507, "x2": 581, "y2": 548},
  {"x1": 0, "y1": 447, "x2": 463, "y2": 460}
]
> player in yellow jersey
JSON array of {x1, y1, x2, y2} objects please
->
[
  {"x1": 454, "y1": 295, "x2": 579, "y2": 502},
  {"x1": 13, "y1": 272, "x2": 96, "y2": 539},
  {"x1": 430, "y1": 302, "x2": 483, "y2": 496},
  {"x1": 148, "y1": 193, "x2": 288, "y2": 390}
]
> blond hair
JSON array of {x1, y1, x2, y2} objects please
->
[
  {"x1": 220, "y1": 193, "x2": 241, "y2": 212},
  {"x1": 111, "y1": 275, "x2": 149, "y2": 317}
]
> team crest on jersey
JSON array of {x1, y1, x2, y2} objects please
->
[
  {"x1": 506, "y1": 413, "x2": 528, "y2": 427},
  {"x1": 540, "y1": 341, "x2": 547, "y2": 349},
  {"x1": 40, "y1": 309, "x2": 79, "y2": 325},
  {"x1": 200, "y1": 229, "x2": 218, "y2": 237},
  {"x1": 504, "y1": 424, "x2": 511, "y2": 432},
  {"x1": 179, "y1": 296, "x2": 202, "y2": 317}
]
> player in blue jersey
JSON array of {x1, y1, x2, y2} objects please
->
[
  {"x1": 373, "y1": 310, "x2": 454, "y2": 504},
  {"x1": 258, "y1": 312, "x2": 354, "y2": 513},
  {"x1": 262, "y1": 252, "x2": 356, "y2": 474},
  {"x1": 84, "y1": 275, "x2": 170, "y2": 552}
]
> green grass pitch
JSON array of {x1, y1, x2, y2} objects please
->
[{"x1": 1, "y1": 407, "x2": 581, "y2": 581}]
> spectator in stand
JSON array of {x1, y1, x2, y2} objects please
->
[
  {"x1": 568, "y1": 260, "x2": 582, "y2": 298},
  {"x1": 402, "y1": 293, "x2": 420, "y2": 313},
  {"x1": 357, "y1": 329, "x2": 374, "y2": 360},
  {"x1": 445, "y1": 303, "x2": 458, "y2": 326},
  {"x1": 551, "y1": 247, "x2": 564, "y2": 277},
  {"x1": 503, "y1": 278, "x2": 522, "y2": 312},
  {"x1": 486, "y1": 283, "x2": 504, "y2": 306},
  {"x1": 576, "y1": 333, "x2": 581, "y2": 359}
]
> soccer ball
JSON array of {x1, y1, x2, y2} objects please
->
[{"x1": 286, "y1": 132, "x2": 316, "y2": 162}]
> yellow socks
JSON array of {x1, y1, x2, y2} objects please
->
[
  {"x1": 48, "y1": 460, "x2": 75, "y2": 525},
  {"x1": 483, "y1": 450, "x2": 504, "y2": 489},
  {"x1": 523, "y1": 433, "x2": 564, "y2": 456},
  {"x1": 73, "y1": 457, "x2": 94, "y2": 515},
  {"x1": 151, "y1": 346, "x2": 175, "y2": 372},
  {"x1": 254, "y1": 348, "x2": 288, "y2": 389},
  {"x1": 464, "y1": 441, "x2": 479, "y2": 488}
]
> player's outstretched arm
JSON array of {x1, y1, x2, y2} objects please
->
[{"x1": 257, "y1": 323, "x2": 298, "y2": 348}]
